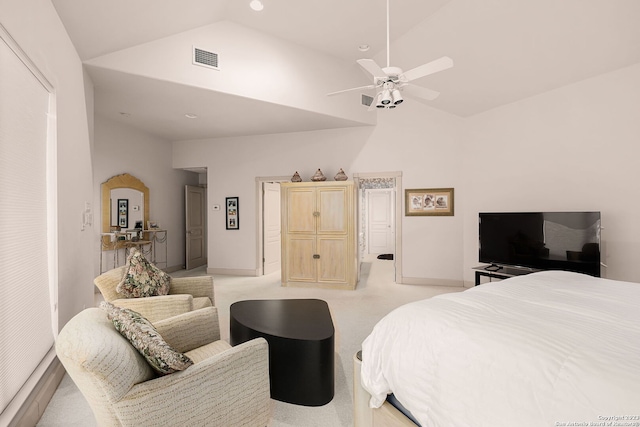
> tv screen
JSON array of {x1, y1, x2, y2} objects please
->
[{"x1": 479, "y1": 212, "x2": 601, "y2": 277}]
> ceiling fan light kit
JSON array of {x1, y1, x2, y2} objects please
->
[
  {"x1": 380, "y1": 89, "x2": 392, "y2": 105},
  {"x1": 328, "y1": 0, "x2": 453, "y2": 110},
  {"x1": 392, "y1": 89, "x2": 403, "y2": 105}
]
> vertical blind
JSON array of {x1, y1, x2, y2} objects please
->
[{"x1": 0, "y1": 28, "x2": 56, "y2": 418}]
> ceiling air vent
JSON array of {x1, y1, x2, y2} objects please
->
[
  {"x1": 193, "y1": 47, "x2": 219, "y2": 70},
  {"x1": 361, "y1": 94, "x2": 374, "y2": 107}
]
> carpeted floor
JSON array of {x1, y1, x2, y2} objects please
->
[{"x1": 37, "y1": 254, "x2": 464, "y2": 427}]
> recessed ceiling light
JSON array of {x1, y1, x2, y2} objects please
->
[
  {"x1": 185, "y1": 113, "x2": 198, "y2": 119},
  {"x1": 358, "y1": 44, "x2": 370, "y2": 52},
  {"x1": 249, "y1": 0, "x2": 264, "y2": 11}
]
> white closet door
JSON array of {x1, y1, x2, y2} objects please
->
[
  {"x1": 263, "y1": 182, "x2": 281, "y2": 275},
  {"x1": 367, "y1": 189, "x2": 394, "y2": 254}
]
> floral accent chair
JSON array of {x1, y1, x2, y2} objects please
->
[{"x1": 56, "y1": 306, "x2": 271, "y2": 427}]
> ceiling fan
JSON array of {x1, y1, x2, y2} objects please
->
[{"x1": 327, "y1": 0, "x2": 453, "y2": 109}]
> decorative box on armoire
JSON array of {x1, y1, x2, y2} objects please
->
[{"x1": 280, "y1": 181, "x2": 357, "y2": 290}]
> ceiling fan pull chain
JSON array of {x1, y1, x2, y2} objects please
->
[{"x1": 386, "y1": 0, "x2": 390, "y2": 68}]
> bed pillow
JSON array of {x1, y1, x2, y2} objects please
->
[
  {"x1": 100, "y1": 301, "x2": 193, "y2": 375},
  {"x1": 116, "y1": 248, "x2": 171, "y2": 298}
]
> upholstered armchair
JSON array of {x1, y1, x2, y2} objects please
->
[
  {"x1": 94, "y1": 266, "x2": 214, "y2": 322},
  {"x1": 56, "y1": 306, "x2": 271, "y2": 427}
]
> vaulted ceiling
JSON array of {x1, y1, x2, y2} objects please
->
[{"x1": 52, "y1": 0, "x2": 640, "y2": 141}]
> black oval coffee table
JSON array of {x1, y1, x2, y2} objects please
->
[{"x1": 230, "y1": 299, "x2": 335, "y2": 406}]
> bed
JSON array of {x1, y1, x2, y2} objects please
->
[{"x1": 354, "y1": 271, "x2": 640, "y2": 427}]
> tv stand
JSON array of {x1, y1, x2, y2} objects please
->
[
  {"x1": 484, "y1": 264, "x2": 502, "y2": 272},
  {"x1": 473, "y1": 265, "x2": 539, "y2": 286}
]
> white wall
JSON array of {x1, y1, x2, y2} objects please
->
[
  {"x1": 0, "y1": 0, "x2": 95, "y2": 327},
  {"x1": 173, "y1": 101, "x2": 465, "y2": 282},
  {"x1": 93, "y1": 116, "x2": 201, "y2": 272},
  {"x1": 351, "y1": 100, "x2": 464, "y2": 282},
  {"x1": 0, "y1": 0, "x2": 93, "y2": 420},
  {"x1": 461, "y1": 63, "x2": 640, "y2": 284},
  {"x1": 175, "y1": 62, "x2": 640, "y2": 286},
  {"x1": 85, "y1": 20, "x2": 374, "y2": 126}
]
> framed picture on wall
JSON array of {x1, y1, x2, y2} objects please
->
[
  {"x1": 226, "y1": 197, "x2": 239, "y2": 230},
  {"x1": 117, "y1": 199, "x2": 128, "y2": 228},
  {"x1": 405, "y1": 188, "x2": 454, "y2": 216}
]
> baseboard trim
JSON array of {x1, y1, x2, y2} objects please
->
[
  {"x1": 9, "y1": 357, "x2": 65, "y2": 427},
  {"x1": 164, "y1": 264, "x2": 185, "y2": 273},
  {"x1": 206, "y1": 267, "x2": 258, "y2": 276},
  {"x1": 282, "y1": 281, "x2": 357, "y2": 291},
  {"x1": 401, "y1": 276, "x2": 464, "y2": 287}
]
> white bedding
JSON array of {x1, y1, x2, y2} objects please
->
[{"x1": 361, "y1": 271, "x2": 640, "y2": 427}]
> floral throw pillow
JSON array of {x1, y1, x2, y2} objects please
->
[
  {"x1": 116, "y1": 248, "x2": 171, "y2": 298},
  {"x1": 100, "y1": 301, "x2": 193, "y2": 375}
]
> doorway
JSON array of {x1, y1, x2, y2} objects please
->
[
  {"x1": 354, "y1": 172, "x2": 402, "y2": 284},
  {"x1": 366, "y1": 189, "x2": 395, "y2": 255},
  {"x1": 262, "y1": 182, "x2": 281, "y2": 275},
  {"x1": 255, "y1": 176, "x2": 289, "y2": 276},
  {"x1": 185, "y1": 185, "x2": 207, "y2": 270}
]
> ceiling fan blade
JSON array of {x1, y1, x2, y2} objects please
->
[
  {"x1": 327, "y1": 84, "x2": 376, "y2": 96},
  {"x1": 401, "y1": 56, "x2": 453, "y2": 82},
  {"x1": 356, "y1": 59, "x2": 387, "y2": 78},
  {"x1": 403, "y1": 84, "x2": 440, "y2": 101}
]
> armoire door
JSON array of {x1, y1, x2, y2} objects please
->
[
  {"x1": 317, "y1": 186, "x2": 348, "y2": 234},
  {"x1": 317, "y1": 236, "x2": 348, "y2": 284},
  {"x1": 285, "y1": 235, "x2": 316, "y2": 282},
  {"x1": 286, "y1": 187, "x2": 316, "y2": 234}
]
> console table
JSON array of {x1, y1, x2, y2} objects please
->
[
  {"x1": 142, "y1": 229, "x2": 167, "y2": 268},
  {"x1": 473, "y1": 265, "x2": 539, "y2": 286},
  {"x1": 99, "y1": 229, "x2": 167, "y2": 273}
]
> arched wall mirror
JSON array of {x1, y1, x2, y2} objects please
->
[{"x1": 101, "y1": 173, "x2": 149, "y2": 234}]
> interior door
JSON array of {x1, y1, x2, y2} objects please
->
[
  {"x1": 185, "y1": 185, "x2": 207, "y2": 270},
  {"x1": 263, "y1": 182, "x2": 281, "y2": 275},
  {"x1": 367, "y1": 189, "x2": 394, "y2": 254}
]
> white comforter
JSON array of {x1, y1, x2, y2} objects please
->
[{"x1": 361, "y1": 271, "x2": 640, "y2": 427}]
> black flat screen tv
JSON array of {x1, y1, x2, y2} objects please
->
[{"x1": 479, "y1": 212, "x2": 601, "y2": 277}]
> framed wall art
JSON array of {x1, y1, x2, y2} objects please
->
[
  {"x1": 117, "y1": 199, "x2": 128, "y2": 228},
  {"x1": 226, "y1": 197, "x2": 239, "y2": 230},
  {"x1": 405, "y1": 188, "x2": 454, "y2": 216}
]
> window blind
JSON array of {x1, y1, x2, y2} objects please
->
[{"x1": 0, "y1": 27, "x2": 57, "y2": 419}]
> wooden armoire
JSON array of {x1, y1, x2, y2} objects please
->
[{"x1": 280, "y1": 181, "x2": 357, "y2": 290}]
